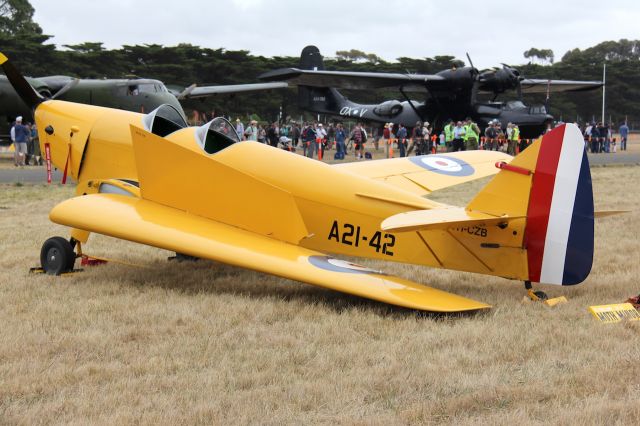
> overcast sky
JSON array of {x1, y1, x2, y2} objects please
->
[{"x1": 30, "y1": 0, "x2": 638, "y2": 71}]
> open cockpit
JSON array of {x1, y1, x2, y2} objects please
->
[
  {"x1": 142, "y1": 106, "x2": 240, "y2": 154},
  {"x1": 194, "y1": 117, "x2": 240, "y2": 154}
]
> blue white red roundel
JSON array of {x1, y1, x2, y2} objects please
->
[
  {"x1": 409, "y1": 155, "x2": 474, "y2": 176},
  {"x1": 308, "y1": 256, "x2": 382, "y2": 275}
]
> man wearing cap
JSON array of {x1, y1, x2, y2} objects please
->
[
  {"x1": 244, "y1": 120, "x2": 258, "y2": 141},
  {"x1": 316, "y1": 123, "x2": 327, "y2": 157},
  {"x1": 12, "y1": 116, "x2": 30, "y2": 166},
  {"x1": 235, "y1": 119, "x2": 245, "y2": 140}
]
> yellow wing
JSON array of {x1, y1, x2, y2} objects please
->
[
  {"x1": 50, "y1": 194, "x2": 489, "y2": 312},
  {"x1": 334, "y1": 150, "x2": 512, "y2": 195}
]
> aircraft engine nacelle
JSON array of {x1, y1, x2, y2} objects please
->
[
  {"x1": 373, "y1": 100, "x2": 403, "y2": 117},
  {"x1": 478, "y1": 66, "x2": 521, "y2": 94}
]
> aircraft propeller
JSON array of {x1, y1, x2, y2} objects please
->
[
  {"x1": 0, "y1": 53, "x2": 44, "y2": 108},
  {"x1": 466, "y1": 53, "x2": 480, "y2": 103},
  {"x1": 50, "y1": 78, "x2": 80, "y2": 100}
]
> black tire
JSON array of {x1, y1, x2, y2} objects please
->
[
  {"x1": 40, "y1": 237, "x2": 75, "y2": 275},
  {"x1": 534, "y1": 291, "x2": 548, "y2": 301}
]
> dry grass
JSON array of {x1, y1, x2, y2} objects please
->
[{"x1": 1, "y1": 166, "x2": 640, "y2": 425}]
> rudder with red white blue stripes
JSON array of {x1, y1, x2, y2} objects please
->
[{"x1": 524, "y1": 124, "x2": 594, "y2": 285}]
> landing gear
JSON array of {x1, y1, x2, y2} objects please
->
[
  {"x1": 40, "y1": 237, "x2": 77, "y2": 275},
  {"x1": 524, "y1": 280, "x2": 548, "y2": 301}
]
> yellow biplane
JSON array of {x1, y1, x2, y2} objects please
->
[{"x1": 2, "y1": 52, "x2": 597, "y2": 312}]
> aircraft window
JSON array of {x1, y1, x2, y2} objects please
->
[
  {"x1": 505, "y1": 101, "x2": 526, "y2": 110},
  {"x1": 195, "y1": 117, "x2": 240, "y2": 154},
  {"x1": 142, "y1": 104, "x2": 188, "y2": 137},
  {"x1": 137, "y1": 83, "x2": 157, "y2": 93}
]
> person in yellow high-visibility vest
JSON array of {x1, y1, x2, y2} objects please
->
[
  {"x1": 464, "y1": 118, "x2": 480, "y2": 150},
  {"x1": 443, "y1": 119, "x2": 454, "y2": 152},
  {"x1": 507, "y1": 123, "x2": 519, "y2": 155}
]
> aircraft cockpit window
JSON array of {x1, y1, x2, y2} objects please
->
[
  {"x1": 137, "y1": 83, "x2": 156, "y2": 93},
  {"x1": 505, "y1": 100, "x2": 526, "y2": 110},
  {"x1": 142, "y1": 104, "x2": 188, "y2": 137},
  {"x1": 127, "y1": 83, "x2": 158, "y2": 96},
  {"x1": 529, "y1": 105, "x2": 547, "y2": 114},
  {"x1": 195, "y1": 117, "x2": 240, "y2": 154}
]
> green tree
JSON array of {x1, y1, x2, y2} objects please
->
[
  {"x1": 0, "y1": 0, "x2": 41, "y2": 35},
  {"x1": 524, "y1": 48, "x2": 554, "y2": 64},
  {"x1": 0, "y1": 0, "x2": 57, "y2": 74}
]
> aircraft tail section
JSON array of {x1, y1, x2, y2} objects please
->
[
  {"x1": 300, "y1": 45, "x2": 324, "y2": 71},
  {"x1": 467, "y1": 123, "x2": 594, "y2": 285},
  {"x1": 297, "y1": 46, "x2": 347, "y2": 115}
]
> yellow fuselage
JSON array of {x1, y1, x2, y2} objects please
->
[{"x1": 36, "y1": 100, "x2": 528, "y2": 280}]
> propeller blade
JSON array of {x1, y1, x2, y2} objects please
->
[
  {"x1": 0, "y1": 52, "x2": 44, "y2": 108},
  {"x1": 466, "y1": 52, "x2": 475, "y2": 69},
  {"x1": 51, "y1": 78, "x2": 79, "y2": 100},
  {"x1": 177, "y1": 83, "x2": 197, "y2": 100}
]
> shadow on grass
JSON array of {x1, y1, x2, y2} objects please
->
[{"x1": 87, "y1": 257, "x2": 489, "y2": 321}]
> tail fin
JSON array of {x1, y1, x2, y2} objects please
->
[
  {"x1": 297, "y1": 46, "x2": 346, "y2": 114},
  {"x1": 467, "y1": 124, "x2": 593, "y2": 285},
  {"x1": 300, "y1": 45, "x2": 324, "y2": 71}
]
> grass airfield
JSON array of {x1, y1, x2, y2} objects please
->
[{"x1": 1, "y1": 164, "x2": 640, "y2": 424}]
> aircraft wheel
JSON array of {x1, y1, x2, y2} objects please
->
[{"x1": 40, "y1": 237, "x2": 75, "y2": 275}]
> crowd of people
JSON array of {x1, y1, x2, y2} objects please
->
[
  {"x1": 7, "y1": 115, "x2": 632, "y2": 167},
  {"x1": 582, "y1": 121, "x2": 629, "y2": 153},
  {"x1": 233, "y1": 119, "x2": 371, "y2": 160},
  {"x1": 228, "y1": 116, "x2": 633, "y2": 160},
  {"x1": 8, "y1": 116, "x2": 41, "y2": 167},
  {"x1": 228, "y1": 116, "x2": 528, "y2": 160}
]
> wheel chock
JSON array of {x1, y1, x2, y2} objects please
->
[
  {"x1": 81, "y1": 255, "x2": 108, "y2": 266},
  {"x1": 523, "y1": 289, "x2": 567, "y2": 307},
  {"x1": 543, "y1": 296, "x2": 568, "y2": 307},
  {"x1": 29, "y1": 266, "x2": 83, "y2": 275}
]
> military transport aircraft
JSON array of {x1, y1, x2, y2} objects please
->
[
  {"x1": 0, "y1": 73, "x2": 287, "y2": 121},
  {"x1": 2, "y1": 51, "x2": 600, "y2": 312},
  {"x1": 259, "y1": 46, "x2": 603, "y2": 138}
]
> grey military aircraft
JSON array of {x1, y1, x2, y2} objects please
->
[
  {"x1": 0, "y1": 74, "x2": 286, "y2": 123},
  {"x1": 260, "y1": 46, "x2": 603, "y2": 138}
]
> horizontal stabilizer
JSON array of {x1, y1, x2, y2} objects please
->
[{"x1": 381, "y1": 207, "x2": 519, "y2": 233}]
